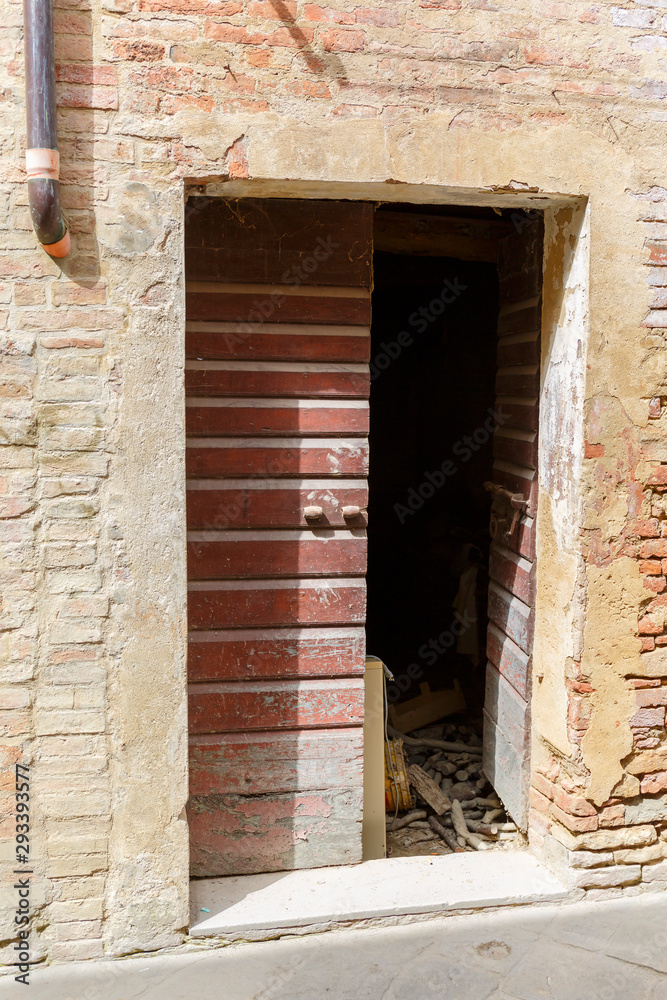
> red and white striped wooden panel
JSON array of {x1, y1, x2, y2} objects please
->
[
  {"x1": 188, "y1": 529, "x2": 367, "y2": 580},
  {"x1": 189, "y1": 678, "x2": 365, "y2": 733},
  {"x1": 188, "y1": 729, "x2": 365, "y2": 876},
  {"x1": 186, "y1": 398, "x2": 369, "y2": 437},
  {"x1": 185, "y1": 199, "x2": 372, "y2": 876},
  {"x1": 186, "y1": 436, "x2": 369, "y2": 478},
  {"x1": 484, "y1": 214, "x2": 543, "y2": 832},
  {"x1": 186, "y1": 322, "x2": 370, "y2": 363},
  {"x1": 188, "y1": 626, "x2": 366, "y2": 682},
  {"x1": 186, "y1": 478, "x2": 369, "y2": 529}
]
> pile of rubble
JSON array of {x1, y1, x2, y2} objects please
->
[{"x1": 385, "y1": 721, "x2": 520, "y2": 858}]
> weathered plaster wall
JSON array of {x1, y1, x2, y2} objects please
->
[{"x1": 1, "y1": 0, "x2": 667, "y2": 964}]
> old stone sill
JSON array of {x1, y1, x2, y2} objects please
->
[{"x1": 189, "y1": 851, "x2": 568, "y2": 939}]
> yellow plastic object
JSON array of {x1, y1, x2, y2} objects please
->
[
  {"x1": 362, "y1": 656, "x2": 386, "y2": 860},
  {"x1": 384, "y1": 737, "x2": 413, "y2": 813}
]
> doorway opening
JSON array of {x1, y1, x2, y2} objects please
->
[
  {"x1": 184, "y1": 195, "x2": 543, "y2": 880},
  {"x1": 366, "y1": 205, "x2": 542, "y2": 859}
]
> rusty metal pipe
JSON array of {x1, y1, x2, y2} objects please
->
[{"x1": 23, "y1": 0, "x2": 70, "y2": 257}]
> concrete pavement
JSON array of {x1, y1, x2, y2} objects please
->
[{"x1": 3, "y1": 892, "x2": 667, "y2": 999}]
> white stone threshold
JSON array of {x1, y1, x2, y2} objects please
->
[{"x1": 189, "y1": 850, "x2": 568, "y2": 938}]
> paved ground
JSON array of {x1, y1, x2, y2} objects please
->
[{"x1": 4, "y1": 892, "x2": 667, "y2": 999}]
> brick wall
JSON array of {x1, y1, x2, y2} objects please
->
[{"x1": 1, "y1": 0, "x2": 667, "y2": 964}]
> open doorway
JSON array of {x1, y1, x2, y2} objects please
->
[
  {"x1": 184, "y1": 196, "x2": 542, "y2": 878},
  {"x1": 366, "y1": 206, "x2": 542, "y2": 859}
]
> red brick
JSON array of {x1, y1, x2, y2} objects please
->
[
  {"x1": 161, "y1": 94, "x2": 215, "y2": 113},
  {"x1": 226, "y1": 136, "x2": 248, "y2": 180},
  {"x1": 57, "y1": 85, "x2": 118, "y2": 110},
  {"x1": 640, "y1": 560, "x2": 663, "y2": 576},
  {"x1": 636, "y1": 687, "x2": 667, "y2": 708},
  {"x1": 648, "y1": 466, "x2": 667, "y2": 488},
  {"x1": 138, "y1": 0, "x2": 242, "y2": 11},
  {"x1": 584, "y1": 442, "x2": 605, "y2": 458},
  {"x1": 332, "y1": 104, "x2": 377, "y2": 118},
  {"x1": 631, "y1": 706, "x2": 666, "y2": 728},
  {"x1": 568, "y1": 694, "x2": 591, "y2": 731},
  {"x1": 552, "y1": 785, "x2": 597, "y2": 817},
  {"x1": 635, "y1": 519, "x2": 661, "y2": 538},
  {"x1": 656, "y1": 635, "x2": 667, "y2": 646},
  {"x1": 649, "y1": 396, "x2": 663, "y2": 418},
  {"x1": 56, "y1": 65, "x2": 117, "y2": 86},
  {"x1": 638, "y1": 616, "x2": 664, "y2": 635},
  {"x1": 529, "y1": 786, "x2": 550, "y2": 814},
  {"x1": 641, "y1": 539, "x2": 667, "y2": 558},
  {"x1": 631, "y1": 678, "x2": 662, "y2": 688},
  {"x1": 52, "y1": 283, "x2": 106, "y2": 307},
  {"x1": 598, "y1": 804, "x2": 625, "y2": 828},
  {"x1": 355, "y1": 7, "x2": 400, "y2": 25},
  {"x1": 549, "y1": 802, "x2": 598, "y2": 833},
  {"x1": 532, "y1": 771, "x2": 555, "y2": 800},
  {"x1": 304, "y1": 4, "x2": 355, "y2": 22},
  {"x1": 644, "y1": 577, "x2": 666, "y2": 594},
  {"x1": 320, "y1": 27, "x2": 366, "y2": 51},
  {"x1": 112, "y1": 40, "x2": 165, "y2": 61},
  {"x1": 40, "y1": 337, "x2": 105, "y2": 350},
  {"x1": 641, "y1": 771, "x2": 667, "y2": 793},
  {"x1": 54, "y1": 11, "x2": 91, "y2": 34}
]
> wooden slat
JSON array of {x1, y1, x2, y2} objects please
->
[
  {"x1": 189, "y1": 728, "x2": 364, "y2": 795},
  {"x1": 497, "y1": 334, "x2": 540, "y2": 368},
  {"x1": 188, "y1": 578, "x2": 367, "y2": 629},
  {"x1": 188, "y1": 677, "x2": 365, "y2": 733},
  {"x1": 374, "y1": 210, "x2": 511, "y2": 261},
  {"x1": 485, "y1": 664, "x2": 530, "y2": 754},
  {"x1": 482, "y1": 713, "x2": 528, "y2": 831},
  {"x1": 187, "y1": 291, "x2": 371, "y2": 326},
  {"x1": 185, "y1": 324, "x2": 370, "y2": 363},
  {"x1": 495, "y1": 366, "x2": 540, "y2": 397},
  {"x1": 495, "y1": 401, "x2": 538, "y2": 433},
  {"x1": 491, "y1": 462, "x2": 537, "y2": 511},
  {"x1": 186, "y1": 480, "x2": 369, "y2": 529},
  {"x1": 486, "y1": 623, "x2": 530, "y2": 703},
  {"x1": 186, "y1": 437, "x2": 368, "y2": 478},
  {"x1": 187, "y1": 626, "x2": 366, "y2": 682},
  {"x1": 185, "y1": 197, "x2": 373, "y2": 286},
  {"x1": 185, "y1": 362, "x2": 369, "y2": 399},
  {"x1": 497, "y1": 300, "x2": 541, "y2": 338},
  {"x1": 188, "y1": 786, "x2": 363, "y2": 877},
  {"x1": 487, "y1": 582, "x2": 533, "y2": 655},
  {"x1": 186, "y1": 399, "x2": 369, "y2": 438},
  {"x1": 489, "y1": 545, "x2": 534, "y2": 606},
  {"x1": 187, "y1": 529, "x2": 367, "y2": 579},
  {"x1": 493, "y1": 430, "x2": 538, "y2": 469}
]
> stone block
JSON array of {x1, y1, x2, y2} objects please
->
[{"x1": 571, "y1": 865, "x2": 642, "y2": 889}]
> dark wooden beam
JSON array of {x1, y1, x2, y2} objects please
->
[{"x1": 374, "y1": 211, "x2": 512, "y2": 262}]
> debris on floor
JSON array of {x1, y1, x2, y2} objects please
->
[{"x1": 385, "y1": 720, "x2": 521, "y2": 858}]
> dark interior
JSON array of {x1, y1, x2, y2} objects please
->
[{"x1": 365, "y1": 245, "x2": 500, "y2": 715}]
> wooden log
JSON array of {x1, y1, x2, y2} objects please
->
[
  {"x1": 466, "y1": 820, "x2": 499, "y2": 837},
  {"x1": 386, "y1": 809, "x2": 427, "y2": 832},
  {"x1": 451, "y1": 800, "x2": 490, "y2": 851},
  {"x1": 428, "y1": 815, "x2": 463, "y2": 852},
  {"x1": 407, "y1": 764, "x2": 451, "y2": 815},
  {"x1": 388, "y1": 725, "x2": 483, "y2": 756},
  {"x1": 483, "y1": 807, "x2": 504, "y2": 824}
]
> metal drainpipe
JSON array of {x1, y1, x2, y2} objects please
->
[{"x1": 23, "y1": 0, "x2": 70, "y2": 257}]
